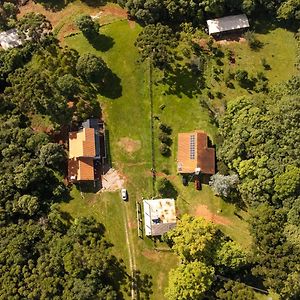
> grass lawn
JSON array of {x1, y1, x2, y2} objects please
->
[
  {"x1": 57, "y1": 6, "x2": 296, "y2": 299},
  {"x1": 205, "y1": 27, "x2": 298, "y2": 104}
]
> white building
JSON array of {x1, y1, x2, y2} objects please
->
[
  {"x1": 143, "y1": 198, "x2": 176, "y2": 236},
  {"x1": 0, "y1": 29, "x2": 23, "y2": 50},
  {"x1": 206, "y1": 14, "x2": 250, "y2": 35}
]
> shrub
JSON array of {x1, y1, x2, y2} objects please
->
[
  {"x1": 158, "y1": 132, "x2": 172, "y2": 145},
  {"x1": 235, "y1": 69, "x2": 249, "y2": 87},
  {"x1": 159, "y1": 143, "x2": 171, "y2": 156},
  {"x1": 261, "y1": 58, "x2": 271, "y2": 70},
  {"x1": 243, "y1": 31, "x2": 262, "y2": 50},
  {"x1": 159, "y1": 123, "x2": 172, "y2": 135}
]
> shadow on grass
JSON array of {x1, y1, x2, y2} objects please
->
[
  {"x1": 133, "y1": 270, "x2": 153, "y2": 300},
  {"x1": 96, "y1": 69, "x2": 122, "y2": 99},
  {"x1": 87, "y1": 34, "x2": 115, "y2": 52},
  {"x1": 160, "y1": 66, "x2": 205, "y2": 98}
]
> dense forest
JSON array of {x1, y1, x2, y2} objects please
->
[{"x1": 0, "y1": 7, "x2": 128, "y2": 299}]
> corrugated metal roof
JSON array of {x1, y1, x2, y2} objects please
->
[{"x1": 207, "y1": 14, "x2": 249, "y2": 35}]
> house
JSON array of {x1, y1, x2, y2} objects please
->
[
  {"x1": 177, "y1": 130, "x2": 215, "y2": 175},
  {"x1": 206, "y1": 14, "x2": 249, "y2": 36},
  {"x1": 143, "y1": 198, "x2": 176, "y2": 236},
  {"x1": 0, "y1": 29, "x2": 23, "y2": 50},
  {"x1": 68, "y1": 119, "x2": 105, "y2": 182}
]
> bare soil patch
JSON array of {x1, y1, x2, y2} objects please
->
[
  {"x1": 195, "y1": 204, "x2": 232, "y2": 225},
  {"x1": 99, "y1": 168, "x2": 125, "y2": 192},
  {"x1": 142, "y1": 250, "x2": 162, "y2": 262},
  {"x1": 117, "y1": 137, "x2": 141, "y2": 154}
]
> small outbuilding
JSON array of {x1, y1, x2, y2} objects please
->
[
  {"x1": 206, "y1": 14, "x2": 249, "y2": 36},
  {"x1": 143, "y1": 198, "x2": 176, "y2": 236},
  {"x1": 0, "y1": 29, "x2": 23, "y2": 50}
]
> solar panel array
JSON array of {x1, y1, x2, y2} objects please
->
[{"x1": 190, "y1": 135, "x2": 195, "y2": 159}]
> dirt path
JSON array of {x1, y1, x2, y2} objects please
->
[
  {"x1": 122, "y1": 203, "x2": 137, "y2": 299},
  {"x1": 195, "y1": 204, "x2": 232, "y2": 225}
]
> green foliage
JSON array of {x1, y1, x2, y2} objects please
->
[
  {"x1": 76, "y1": 53, "x2": 108, "y2": 83},
  {"x1": 0, "y1": 2, "x2": 18, "y2": 30},
  {"x1": 17, "y1": 12, "x2": 52, "y2": 43},
  {"x1": 57, "y1": 74, "x2": 79, "y2": 98},
  {"x1": 39, "y1": 143, "x2": 66, "y2": 170},
  {"x1": 165, "y1": 261, "x2": 214, "y2": 300},
  {"x1": 159, "y1": 143, "x2": 171, "y2": 156},
  {"x1": 209, "y1": 173, "x2": 239, "y2": 198},
  {"x1": 0, "y1": 216, "x2": 124, "y2": 299},
  {"x1": 216, "y1": 280, "x2": 256, "y2": 300},
  {"x1": 135, "y1": 23, "x2": 178, "y2": 69},
  {"x1": 75, "y1": 14, "x2": 100, "y2": 38},
  {"x1": 277, "y1": 0, "x2": 300, "y2": 20},
  {"x1": 166, "y1": 214, "x2": 217, "y2": 262},
  {"x1": 5, "y1": 67, "x2": 71, "y2": 125},
  {"x1": 219, "y1": 91, "x2": 300, "y2": 208},
  {"x1": 250, "y1": 204, "x2": 300, "y2": 298}
]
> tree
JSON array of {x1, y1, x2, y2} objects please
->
[
  {"x1": 277, "y1": 0, "x2": 300, "y2": 20},
  {"x1": 216, "y1": 280, "x2": 256, "y2": 300},
  {"x1": 165, "y1": 261, "x2": 214, "y2": 300},
  {"x1": 75, "y1": 15, "x2": 100, "y2": 38},
  {"x1": 212, "y1": 240, "x2": 247, "y2": 270},
  {"x1": 17, "y1": 12, "x2": 52, "y2": 43},
  {"x1": 0, "y1": 2, "x2": 18, "y2": 30},
  {"x1": 209, "y1": 173, "x2": 239, "y2": 198},
  {"x1": 166, "y1": 214, "x2": 217, "y2": 262},
  {"x1": 76, "y1": 53, "x2": 108, "y2": 83},
  {"x1": 39, "y1": 143, "x2": 66, "y2": 170},
  {"x1": 12, "y1": 195, "x2": 40, "y2": 216},
  {"x1": 57, "y1": 74, "x2": 79, "y2": 98},
  {"x1": 135, "y1": 23, "x2": 178, "y2": 69}
]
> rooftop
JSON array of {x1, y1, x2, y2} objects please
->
[
  {"x1": 0, "y1": 28, "x2": 22, "y2": 50},
  {"x1": 177, "y1": 131, "x2": 215, "y2": 175},
  {"x1": 69, "y1": 128, "x2": 96, "y2": 158},
  {"x1": 207, "y1": 14, "x2": 249, "y2": 35},
  {"x1": 143, "y1": 198, "x2": 176, "y2": 236}
]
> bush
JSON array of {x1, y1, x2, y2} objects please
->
[
  {"x1": 261, "y1": 58, "x2": 271, "y2": 70},
  {"x1": 75, "y1": 15, "x2": 99, "y2": 38},
  {"x1": 159, "y1": 143, "x2": 171, "y2": 156},
  {"x1": 235, "y1": 69, "x2": 249, "y2": 87},
  {"x1": 158, "y1": 132, "x2": 172, "y2": 145},
  {"x1": 243, "y1": 31, "x2": 262, "y2": 50},
  {"x1": 159, "y1": 123, "x2": 172, "y2": 135}
]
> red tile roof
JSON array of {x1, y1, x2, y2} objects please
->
[{"x1": 177, "y1": 131, "x2": 215, "y2": 175}]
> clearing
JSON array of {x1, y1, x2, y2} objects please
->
[{"x1": 18, "y1": 0, "x2": 297, "y2": 298}]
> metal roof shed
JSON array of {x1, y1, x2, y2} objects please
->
[{"x1": 206, "y1": 14, "x2": 249, "y2": 35}]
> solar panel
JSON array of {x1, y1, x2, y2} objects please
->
[{"x1": 190, "y1": 135, "x2": 195, "y2": 159}]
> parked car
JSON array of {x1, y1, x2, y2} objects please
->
[{"x1": 121, "y1": 188, "x2": 128, "y2": 201}]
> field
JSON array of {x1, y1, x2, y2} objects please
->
[{"x1": 21, "y1": 1, "x2": 298, "y2": 298}]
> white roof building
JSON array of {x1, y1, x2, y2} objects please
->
[
  {"x1": 143, "y1": 198, "x2": 176, "y2": 236},
  {"x1": 206, "y1": 14, "x2": 250, "y2": 35},
  {"x1": 0, "y1": 29, "x2": 23, "y2": 50}
]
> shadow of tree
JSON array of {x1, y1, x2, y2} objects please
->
[
  {"x1": 96, "y1": 69, "x2": 122, "y2": 99},
  {"x1": 134, "y1": 270, "x2": 153, "y2": 300},
  {"x1": 160, "y1": 66, "x2": 205, "y2": 98},
  {"x1": 86, "y1": 34, "x2": 115, "y2": 52}
]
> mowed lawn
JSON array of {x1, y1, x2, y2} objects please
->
[
  {"x1": 206, "y1": 27, "x2": 298, "y2": 103},
  {"x1": 59, "y1": 10, "x2": 298, "y2": 299}
]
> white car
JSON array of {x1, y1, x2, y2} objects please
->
[{"x1": 121, "y1": 188, "x2": 128, "y2": 201}]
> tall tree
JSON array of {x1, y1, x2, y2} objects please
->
[{"x1": 165, "y1": 261, "x2": 214, "y2": 300}]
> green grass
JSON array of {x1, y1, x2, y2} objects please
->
[
  {"x1": 60, "y1": 14, "x2": 297, "y2": 299},
  {"x1": 206, "y1": 27, "x2": 298, "y2": 103}
]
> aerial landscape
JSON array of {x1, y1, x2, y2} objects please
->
[{"x1": 0, "y1": 0, "x2": 299, "y2": 299}]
